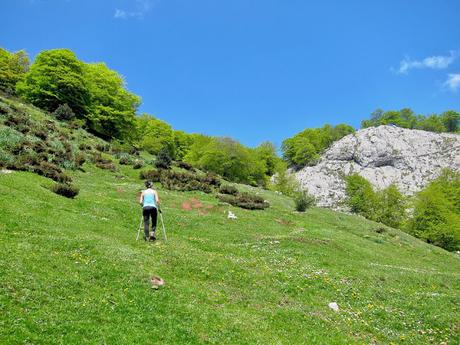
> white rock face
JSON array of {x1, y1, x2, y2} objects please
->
[{"x1": 295, "y1": 125, "x2": 460, "y2": 208}]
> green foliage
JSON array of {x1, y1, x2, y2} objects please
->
[
  {"x1": 52, "y1": 103, "x2": 75, "y2": 121},
  {"x1": 282, "y1": 124, "x2": 355, "y2": 167},
  {"x1": 217, "y1": 192, "x2": 269, "y2": 210},
  {"x1": 84, "y1": 62, "x2": 140, "y2": 139},
  {"x1": 184, "y1": 136, "x2": 268, "y2": 186},
  {"x1": 16, "y1": 49, "x2": 90, "y2": 116},
  {"x1": 345, "y1": 174, "x2": 406, "y2": 229},
  {"x1": 51, "y1": 182, "x2": 79, "y2": 198},
  {"x1": 345, "y1": 174, "x2": 377, "y2": 216},
  {"x1": 269, "y1": 162, "x2": 301, "y2": 197},
  {"x1": 361, "y1": 108, "x2": 459, "y2": 133},
  {"x1": 0, "y1": 48, "x2": 29, "y2": 94},
  {"x1": 374, "y1": 184, "x2": 406, "y2": 228},
  {"x1": 407, "y1": 170, "x2": 460, "y2": 251},
  {"x1": 136, "y1": 114, "x2": 175, "y2": 155},
  {"x1": 219, "y1": 185, "x2": 239, "y2": 196},
  {"x1": 155, "y1": 146, "x2": 173, "y2": 169},
  {"x1": 294, "y1": 190, "x2": 316, "y2": 212}
]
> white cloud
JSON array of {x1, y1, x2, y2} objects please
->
[
  {"x1": 114, "y1": 0, "x2": 153, "y2": 20},
  {"x1": 444, "y1": 73, "x2": 460, "y2": 92},
  {"x1": 396, "y1": 51, "x2": 458, "y2": 74}
]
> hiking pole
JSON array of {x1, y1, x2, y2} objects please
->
[
  {"x1": 159, "y1": 207, "x2": 167, "y2": 241},
  {"x1": 136, "y1": 215, "x2": 143, "y2": 241}
]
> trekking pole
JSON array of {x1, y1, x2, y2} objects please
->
[
  {"x1": 136, "y1": 215, "x2": 143, "y2": 241},
  {"x1": 159, "y1": 207, "x2": 167, "y2": 241}
]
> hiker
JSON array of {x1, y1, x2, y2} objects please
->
[{"x1": 139, "y1": 181, "x2": 160, "y2": 241}]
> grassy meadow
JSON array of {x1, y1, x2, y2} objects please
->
[{"x1": 0, "y1": 161, "x2": 459, "y2": 344}]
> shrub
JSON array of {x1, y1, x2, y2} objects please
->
[
  {"x1": 74, "y1": 153, "x2": 86, "y2": 167},
  {"x1": 201, "y1": 172, "x2": 221, "y2": 187},
  {"x1": 95, "y1": 162, "x2": 116, "y2": 171},
  {"x1": 52, "y1": 104, "x2": 75, "y2": 121},
  {"x1": 345, "y1": 174, "x2": 377, "y2": 217},
  {"x1": 407, "y1": 170, "x2": 460, "y2": 251},
  {"x1": 219, "y1": 185, "x2": 239, "y2": 195},
  {"x1": 155, "y1": 147, "x2": 172, "y2": 169},
  {"x1": 0, "y1": 149, "x2": 13, "y2": 168},
  {"x1": 118, "y1": 153, "x2": 133, "y2": 165},
  {"x1": 132, "y1": 159, "x2": 144, "y2": 169},
  {"x1": 176, "y1": 161, "x2": 194, "y2": 171},
  {"x1": 374, "y1": 184, "x2": 406, "y2": 228},
  {"x1": 95, "y1": 142, "x2": 111, "y2": 152},
  {"x1": 52, "y1": 183, "x2": 79, "y2": 198},
  {"x1": 34, "y1": 161, "x2": 72, "y2": 183},
  {"x1": 294, "y1": 190, "x2": 316, "y2": 212},
  {"x1": 217, "y1": 192, "x2": 269, "y2": 210},
  {"x1": 140, "y1": 169, "x2": 162, "y2": 182}
]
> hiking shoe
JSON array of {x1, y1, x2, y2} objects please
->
[{"x1": 149, "y1": 235, "x2": 157, "y2": 242}]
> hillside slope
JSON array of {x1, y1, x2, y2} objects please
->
[
  {"x1": 0, "y1": 98, "x2": 459, "y2": 344},
  {"x1": 1, "y1": 165, "x2": 459, "y2": 344},
  {"x1": 295, "y1": 125, "x2": 460, "y2": 207}
]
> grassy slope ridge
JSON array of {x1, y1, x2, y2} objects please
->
[{"x1": 0, "y1": 103, "x2": 459, "y2": 344}]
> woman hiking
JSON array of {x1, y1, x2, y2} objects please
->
[{"x1": 139, "y1": 181, "x2": 160, "y2": 241}]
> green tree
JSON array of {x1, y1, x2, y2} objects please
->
[
  {"x1": 172, "y1": 130, "x2": 194, "y2": 161},
  {"x1": 440, "y1": 110, "x2": 460, "y2": 132},
  {"x1": 374, "y1": 184, "x2": 406, "y2": 228},
  {"x1": 84, "y1": 62, "x2": 140, "y2": 139},
  {"x1": 0, "y1": 48, "x2": 29, "y2": 94},
  {"x1": 344, "y1": 174, "x2": 377, "y2": 217},
  {"x1": 416, "y1": 115, "x2": 446, "y2": 132},
  {"x1": 407, "y1": 170, "x2": 460, "y2": 251},
  {"x1": 136, "y1": 114, "x2": 174, "y2": 154},
  {"x1": 16, "y1": 49, "x2": 90, "y2": 115}
]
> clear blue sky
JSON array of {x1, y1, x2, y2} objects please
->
[{"x1": 1, "y1": 0, "x2": 459, "y2": 147}]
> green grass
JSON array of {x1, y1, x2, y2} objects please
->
[{"x1": 1, "y1": 162, "x2": 459, "y2": 344}]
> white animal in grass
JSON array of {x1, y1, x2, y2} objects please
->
[{"x1": 227, "y1": 211, "x2": 237, "y2": 219}]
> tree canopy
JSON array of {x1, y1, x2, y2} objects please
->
[
  {"x1": 361, "y1": 108, "x2": 459, "y2": 133},
  {"x1": 0, "y1": 48, "x2": 29, "y2": 94},
  {"x1": 282, "y1": 124, "x2": 355, "y2": 167}
]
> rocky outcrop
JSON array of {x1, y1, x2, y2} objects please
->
[{"x1": 295, "y1": 125, "x2": 460, "y2": 207}]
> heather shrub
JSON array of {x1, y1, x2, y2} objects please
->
[
  {"x1": 217, "y1": 192, "x2": 269, "y2": 210},
  {"x1": 95, "y1": 162, "x2": 116, "y2": 171},
  {"x1": 139, "y1": 169, "x2": 162, "y2": 182},
  {"x1": 118, "y1": 153, "x2": 133, "y2": 165},
  {"x1": 176, "y1": 161, "x2": 194, "y2": 171},
  {"x1": 132, "y1": 159, "x2": 144, "y2": 169},
  {"x1": 52, "y1": 183, "x2": 79, "y2": 198},
  {"x1": 219, "y1": 185, "x2": 239, "y2": 196}
]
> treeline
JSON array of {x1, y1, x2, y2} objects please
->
[
  {"x1": 362, "y1": 108, "x2": 459, "y2": 133},
  {"x1": 0, "y1": 47, "x2": 281, "y2": 186},
  {"x1": 345, "y1": 170, "x2": 460, "y2": 252},
  {"x1": 282, "y1": 124, "x2": 355, "y2": 167}
]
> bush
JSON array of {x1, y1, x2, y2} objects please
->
[
  {"x1": 34, "y1": 161, "x2": 72, "y2": 183},
  {"x1": 140, "y1": 169, "x2": 162, "y2": 182},
  {"x1": 95, "y1": 162, "x2": 116, "y2": 171},
  {"x1": 219, "y1": 185, "x2": 239, "y2": 195},
  {"x1": 406, "y1": 170, "x2": 460, "y2": 251},
  {"x1": 294, "y1": 190, "x2": 316, "y2": 212},
  {"x1": 74, "y1": 153, "x2": 86, "y2": 167},
  {"x1": 155, "y1": 147, "x2": 172, "y2": 169},
  {"x1": 132, "y1": 159, "x2": 144, "y2": 169},
  {"x1": 118, "y1": 153, "x2": 133, "y2": 165},
  {"x1": 217, "y1": 192, "x2": 269, "y2": 210},
  {"x1": 201, "y1": 172, "x2": 221, "y2": 187},
  {"x1": 176, "y1": 161, "x2": 194, "y2": 171},
  {"x1": 52, "y1": 104, "x2": 75, "y2": 121},
  {"x1": 345, "y1": 174, "x2": 377, "y2": 217},
  {"x1": 52, "y1": 183, "x2": 79, "y2": 198}
]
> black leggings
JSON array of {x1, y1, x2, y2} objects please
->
[{"x1": 143, "y1": 206, "x2": 158, "y2": 237}]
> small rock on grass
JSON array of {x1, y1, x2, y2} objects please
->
[{"x1": 328, "y1": 302, "x2": 339, "y2": 312}]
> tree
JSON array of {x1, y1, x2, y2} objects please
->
[
  {"x1": 0, "y1": 48, "x2": 29, "y2": 94},
  {"x1": 440, "y1": 110, "x2": 460, "y2": 132},
  {"x1": 84, "y1": 62, "x2": 140, "y2": 140},
  {"x1": 345, "y1": 174, "x2": 377, "y2": 217},
  {"x1": 416, "y1": 115, "x2": 446, "y2": 132},
  {"x1": 16, "y1": 49, "x2": 90, "y2": 116},
  {"x1": 374, "y1": 184, "x2": 406, "y2": 228},
  {"x1": 136, "y1": 114, "x2": 174, "y2": 154}
]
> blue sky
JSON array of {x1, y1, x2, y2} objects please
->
[{"x1": 1, "y1": 0, "x2": 459, "y2": 147}]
